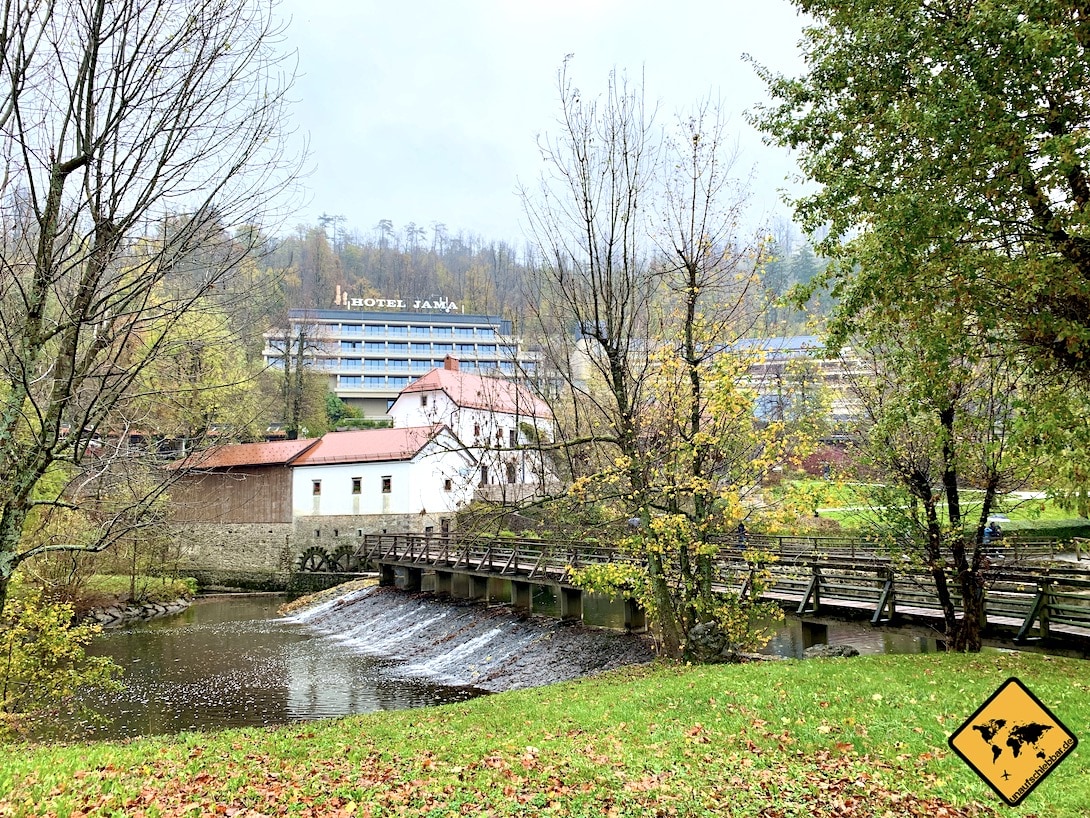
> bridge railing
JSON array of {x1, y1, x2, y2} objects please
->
[{"x1": 352, "y1": 532, "x2": 1090, "y2": 641}]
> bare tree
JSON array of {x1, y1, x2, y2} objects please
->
[
  {"x1": 521, "y1": 67, "x2": 783, "y2": 659},
  {"x1": 0, "y1": 0, "x2": 300, "y2": 614}
]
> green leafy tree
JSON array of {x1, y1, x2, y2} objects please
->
[
  {"x1": 752, "y1": 0, "x2": 1090, "y2": 372},
  {"x1": 846, "y1": 330, "x2": 1046, "y2": 651}
]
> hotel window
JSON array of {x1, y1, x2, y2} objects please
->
[
  {"x1": 387, "y1": 325, "x2": 408, "y2": 337},
  {"x1": 478, "y1": 344, "x2": 497, "y2": 354},
  {"x1": 388, "y1": 376, "x2": 408, "y2": 388},
  {"x1": 410, "y1": 342, "x2": 431, "y2": 353},
  {"x1": 381, "y1": 475, "x2": 392, "y2": 493},
  {"x1": 340, "y1": 375, "x2": 362, "y2": 388},
  {"x1": 455, "y1": 327, "x2": 474, "y2": 337},
  {"x1": 387, "y1": 342, "x2": 408, "y2": 352},
  {"x1": 341, "y1": 324, "x2": 362, "y2": 336},
  {"x1": 456, "y1": 343, "x2": 475, "y2": 353},
  {"x1": 340, "y1": 340, "x2": 362, "y2": 352},
  {"x1": 312, "y1": 480, "x2": 321, "y2": 496},
  {"x1": 433, "y1": 343, "x2": 453, "y2": 352},
  {"x1": 410, "y1": 325, "x2": 431, "y2": 337},
  {"x1": 365, "y1": 342, "x2": 386, "y2": 353},
  {"x1": 351, "y1": 477, "x2": 361, "y2": 495},
  {"x1": 343, "y1": 358, "x2": 362, "y2": 370},
  {"x1": 364, "y1": 376, "x2": 385, "y2": 388},
  {"x1": 433, "y1": 327, "x2": 452, "y2": 337}
]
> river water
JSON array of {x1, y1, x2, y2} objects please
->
[
  {"x1": 67, "y1": 594, "x2": 483, "y2": 741},
  {"x1": 62, "y1": 588, "x2": 940, "y2": 742}
]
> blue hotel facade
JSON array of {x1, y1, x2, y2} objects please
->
[{"x1": 263, "y1": 305, "x2": 538, "y2": 417}]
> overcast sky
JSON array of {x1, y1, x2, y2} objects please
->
[{"x1": 276, "y1": 0, "x2": 808, "y2": 244}]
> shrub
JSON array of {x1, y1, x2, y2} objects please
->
[{"x1": 0, "y1": 581, "x2": 121, "y2": 739}]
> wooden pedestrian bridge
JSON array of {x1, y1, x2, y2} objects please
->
[{"x1": 298, "y1": 532, "x2": 1090, "y2": 651}]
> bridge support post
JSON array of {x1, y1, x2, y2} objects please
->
[
  {"x1": 434, "y1": 570, "x2": 453, "y2": 596},
  {"x1": 624, "y1": 598, "x2": 647, "y2": 633},
  {"x1": 511, "y1": 580, "x2": 532, "y2": 612},
  {"x1": 469, "y1": 575, "x2": 489, "y2": 601},
  {"x1": 397, "y1": 566, "x2": 422, "y2": 593},
  {"x1": 378, "y1": 564, "x2": 395, "y2": 587},
  {"x1": 560, "y1": 586, "x2": 583, "y2": 622}
]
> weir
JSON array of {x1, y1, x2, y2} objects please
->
[{"x1": 287, "y1": 586, "x2": 655, "y2": 692}]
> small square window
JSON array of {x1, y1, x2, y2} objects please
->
[
  {"x1": 444, "y1": 478, "x2": 452, "y2": 491},
  {"x1": 381, "y1": 475, "x2": 392, "y2": 493},
  {"x1": 351, "y1": 477, "x2": 361, "y2": 494},
  {"x1": 312, "y1": 480, "x2": 321, "y2": 496},
  {"x1": 421, "y1": 395, "x2": 428, "y2": 408}
]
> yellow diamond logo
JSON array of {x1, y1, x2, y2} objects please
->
[{"x1": 948, "y1": 677, "x2": 1077, "y2": 806}]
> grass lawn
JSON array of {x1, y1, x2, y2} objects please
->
[
  {"x1": 2, "y1": 652, "x2": 1086, "y2": 816},
  {"x1": 787, "y1": 479, "x2": 1090, "y2": 539}
]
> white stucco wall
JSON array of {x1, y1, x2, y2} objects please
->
[{"x1": 290, "y1": 434, "x2": 476, "y2": 518}]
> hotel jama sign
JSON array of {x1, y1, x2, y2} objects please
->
[{"x1": 334, "y1": 288, "x2": 460, "y2": 313}]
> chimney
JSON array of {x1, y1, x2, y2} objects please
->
[{"x1": 443, "y1": 355, "x2": 460, "y2": 371}]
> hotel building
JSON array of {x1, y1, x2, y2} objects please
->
[{"x1": 263, "y1": 298, "x2": 538, "y2": 417}]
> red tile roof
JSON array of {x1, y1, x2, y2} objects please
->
[
  {"x1": 167, "y1": 438, "x2": 320, "y2": 470},
  {"x1": 293, "y1": 425, "x2": 449, "y2": 465},
  {"x1": 400, "y1": 368, "x2": 551, "y2": 418}
]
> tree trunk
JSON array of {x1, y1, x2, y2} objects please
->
[
  {"x1": 647, "y1": 552, "x2": 682, "y2": 658},
  {"x1": 949, "y1": 570, "x2": 985, "y2": 652},
  {"x1": 0, "y1": 574, "x2": 8, "y2": 621}
]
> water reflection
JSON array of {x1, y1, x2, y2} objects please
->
[
  {"x1": 762, "y1": 616, "x2": 942, "y2": 658},
  {"x1": 67, "y1": 595, "x2": 481, "y2": 741}
]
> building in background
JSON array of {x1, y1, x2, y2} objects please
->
[{"x1": 264, "y1": 300, "x2": 539, "y2": 417}]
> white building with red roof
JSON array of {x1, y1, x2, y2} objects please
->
[
  {"x1": 165, "y1": 358, "x2": 559, "y2": 580},
  {"x1": 387, "y1": 356, "x2": 556, "y2": 499},
  {"x1": 289, "y1": 425, "x2": 474, "y2": 528}
]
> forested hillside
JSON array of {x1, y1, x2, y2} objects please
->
[
  {"x1": 253, "y1": 216, "x2": 829, "y2": 335},
  {"x1": 259, "y1": 218, "x2": 534, "y2": 320}
]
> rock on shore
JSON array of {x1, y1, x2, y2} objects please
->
[{"x1": 82, "y1": 598, "x2": 192, "y2": 627}]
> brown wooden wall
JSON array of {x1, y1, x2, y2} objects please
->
[{"x1": 169, "y1": 466, "x2": 293, "y2": 524}]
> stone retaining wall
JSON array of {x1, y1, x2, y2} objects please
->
[
  {"x1": 293, "y1": 513, "x2": 450, "y2": 548},
  {"x1": 172, "y1": 522, "x2": 295, "y2": 574}
]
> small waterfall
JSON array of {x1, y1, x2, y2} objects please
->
[{"x1": 288, "y1": 586, "x2": 655, "y2": 692}]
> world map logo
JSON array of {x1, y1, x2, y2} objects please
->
[
  {"x1": 972, "y1": 718, "x2": 1052, "y2": 764},
  {"x1": 949, "y1": 677, "x2": 1077, "y2": 807}
]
